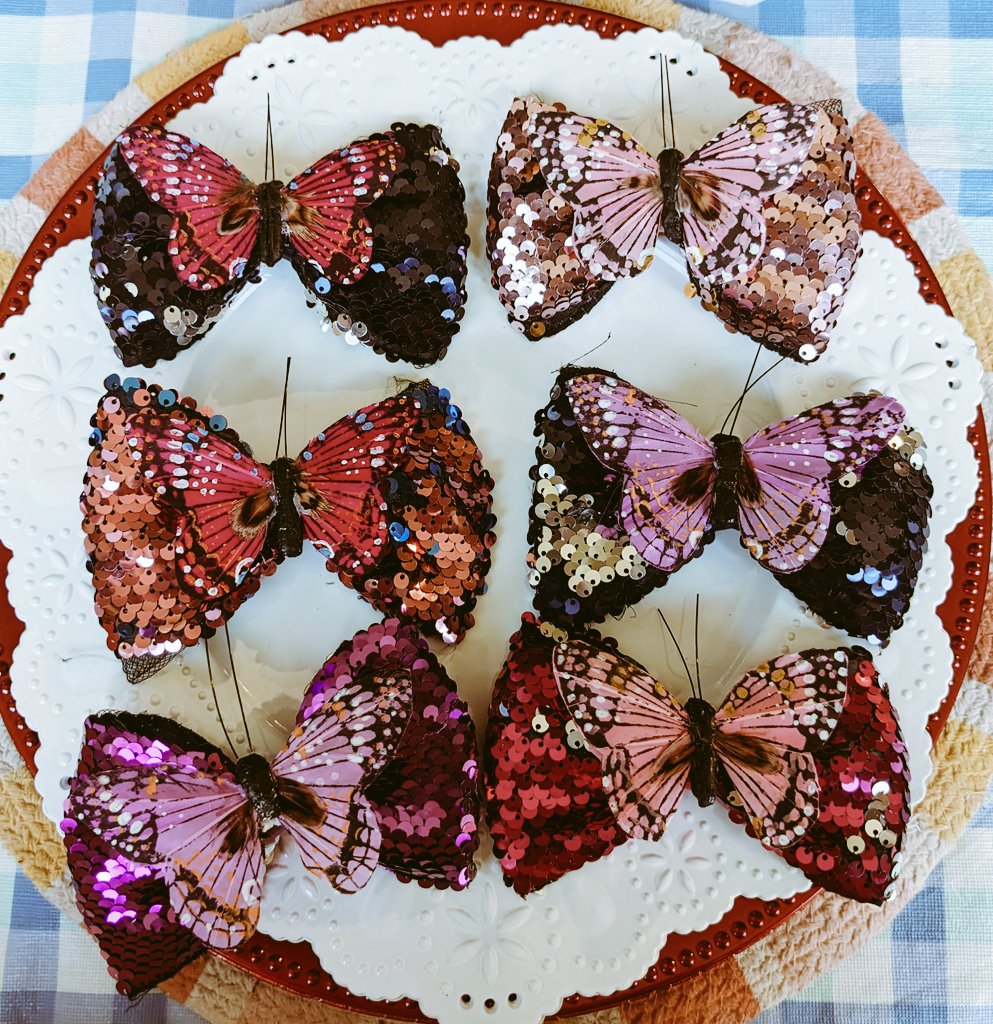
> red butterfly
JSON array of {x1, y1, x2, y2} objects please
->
[
  {"x1": 118, "y1": 125, "x2": 399, "y2": 290},
  {"x1": 82, "y1": 375, "x2": 495, "y2": 681}
]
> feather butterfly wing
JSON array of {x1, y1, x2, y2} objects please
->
[
  {"x1": 271, "y1": 673, "x2": 412, "y2": 894},
  {"x1": 119, "y1": 125, "x2": 259, "y2": 291},
  {"x1": 738, "y1": 394, "x2": 906, "y2": 573},
  {"x1": 531, "y1": 111, "x2": 664, "y2": 280},
  {"x1": 711, "y1": 649, "x2": 849, "y2": 849},
  {"x1": 678, "y1": 103, "x2": 819, "y2": 284},
  {"x1": 283, "y1": 137, "x2": 399, "y2": 285},
  {"x1": 553, "y1": 639, "x2": 693, "y2": 840},
  {"x1": 65, "y1": 712, "x2": 265, "y2": 951},
  {"x1": 566, "y1": 372, "x2": 717, "y2": 572}
]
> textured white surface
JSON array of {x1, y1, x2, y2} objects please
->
[{"x1": 0, "y1": 24, "x2": 982, "y2": 1024}]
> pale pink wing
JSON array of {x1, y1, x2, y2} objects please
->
[
  {"x1": 566, "y1": 372, "x2": 716, "y2": 572},
  {"x1": 739, "y1": 393, "x2": 905, "y2": 573},
  {"x1": 678, "y1": 103, "x2": 819, "y2": 284},
  {"x1": 553, "y1": 638, "x2": 693, "y2": 840},
  {"x1": 118, "y1": 125, "x2": 258, "y2": 291},
  {"x1": 155, "y1": 775, "x2": 264, "y2": 950},
  {"x1": 271, "y1": 674, "x2": 412, "y2": 894},
  {"x1": 713, "y1": 648, "x2": 850, "y2": 850},
  {"x1": 531, "y1": 110, "x2": 664, "y2": 280},
  {"x1": 283, "y1": 136, "x2": 399, "y2": 285}
]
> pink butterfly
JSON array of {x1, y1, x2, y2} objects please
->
[
  {"x1": 531, "y1": 102, "x2": 818, "y2": 285},
  {"x1": 118, "y1": 124, "x2": 399, "y2": 291},
  {"x1": 63, "y1": 674, "x2": 410, "y2": 952},
  {"x1": 566, "y1": 371, "x2": 905, "y2": 575},
  {"x1": 553, "y1": 638, "x2": 853, "y2": 847}
]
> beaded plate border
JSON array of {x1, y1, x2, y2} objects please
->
[{"x1": 0, "y1": 2, "x2": 988, "y2": 1018}]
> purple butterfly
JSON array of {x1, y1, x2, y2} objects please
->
[
  {"x1": 531, "y1": 102, "x2": 818, "y2": 285},
  {"x1": 567, "y1": 371, "x2": 905, "y2": 575},
  {"x1": 62, "y1": 673, "x2": 410, "y2": 963}
]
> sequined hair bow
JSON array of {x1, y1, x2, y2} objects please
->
[
  {"x1": 92, "y1": 122, "x2": 469, "y2": 367},
  {"x1": 487, "y1": 94, "x2": 861, "y2": 361},
  {"x1": 82, "y1": 374, "x2": 495, "y2": 681},
  {"x1": 62, "y1": 620, "x2": 480, "y2": 997},
  {"x1": 484, "y1": 614, "x2": 909, "y2": 901},
  {"x1": 528, "y1": 367, "x2": 931, "y2": 645}
]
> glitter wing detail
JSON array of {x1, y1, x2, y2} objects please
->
[
  {"x1": 553, "y1": 638, "x2": 692, "y2": 840},
  {"x1": 82, "y1": 376, "x2": 494, "y2": 681},
  {"x1": 282, "y1": 138, "x2": 399, "y2": 284},
  {"x1": 531, "y1": 110, "x2": 664, "y2": 279},
  {"x1": 739, "y1": 394, "x2": 906, "y2": 573},
  {"x1": 118, "y1": 126, "x2": 261, "y2": 291},
  {"x1": 678, "y1": 103, "x2": 819, "y2": 284},
  {"x1": 553, "y1": 640, "x2": 850, "y2": 852},
  {"x1": 565, "y1": 372, "x2": 717, "y2": 573}
]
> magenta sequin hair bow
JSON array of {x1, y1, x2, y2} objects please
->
[{"x1": 62, "y1": 620, "x2": 479, "y2": 997}]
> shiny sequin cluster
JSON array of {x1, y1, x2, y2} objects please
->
[
  {"x1": 369, "y1": 385, "x2": 496, "y2": 645},
  {"x1": 527, "y1": 366, "x2": 667, "y2": 627},
  {"x1": 486, "y1": 95, "x2": 611, "y2": 340},
  {"x1": 484, "y1": 614, "x2": 625, "y2": 895},
  {"x1": 775, "y1": 652, "x2": 910, "y2": 903},
  {"x1": 81, "y1": 376, "x2": 495, "y2": 681},
  {"x1": 777, "y1": 430, "x2": 932, "y2": 644},
  {"x1": 687, "y1": 101, "x2": 862, "y2": 362},
  {"x1": 298, "y1": 619, "x2": 479, "y2": 890},
  {"x1": 91, "y1": 122, "x2": 468, "y2": 367}
]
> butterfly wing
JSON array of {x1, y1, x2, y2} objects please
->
[
  {"x1": 739, "y1": 393, "x2": 906, "y2": 573},
  {"x1": 712, "y1": 648, "x2": 849, "y2": 849},
  {"x1": 283, "y1": 136, "x2": 399, "y2": 284},
  {"x1": 118, "y1": 125, "x2": 258, "y2": 291},
  {"x1": 272, "y1": 673, "x2": 411, "y2": 893},
  {"x1": 531, "y1": 110, "x2": 664, "y2": 280},
  {"x1": 553, "y1": 638, "x2": 693, "y2": 840},
  {"x1": 65, "y1": 712, "x2": 264, "y2": 951},
  {"x1": 679, "y1": 103, "x2": 819, "y2": 284},
  {"x1": 566, "y1": 372, "x2": 716, "y2": 572},
  {"x1": 82, "y1": 377, "x2": 277, "y2": 681}
]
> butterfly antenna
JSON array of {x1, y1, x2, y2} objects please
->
[
  {"x1": 566, "y1": 332, "x2": 612, "y2": 367},
  {"x1": 693, "y1": 593, "x2": 702, "y2": 700},
  {"x1": 664, "y1": 55, "x2": 677, "y2": 152},
  {"x1": 264, "y1": 93, "x2": 275, "y2": 181},
  {"x1": 274, "y1": 356, "x2": 292, "y2": 459},
  {"x1": 657, "y1": 607, "x2": 695, "y2": 694},
  {"x1": 224, "y1": 624, "x2": 254, "y2": 753},
  {"x1": 650, "y1": 52, "x2": 668, "y2": 148},
  {"x1": 719, "y1": 345, "x2": 762, "y2": 435},
  {"x1": 205, "y1": 639, "x2": 239, "y2": 760}
]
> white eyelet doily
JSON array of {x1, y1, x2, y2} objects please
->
[{"x1": 0, "y1": 25, "x2": 982, "y2": 1024}]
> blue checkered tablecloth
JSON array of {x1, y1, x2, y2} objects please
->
[{"x1": 1, "y1": 2, "x2": 992, "y2": 1022}]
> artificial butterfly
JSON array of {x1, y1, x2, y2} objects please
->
[
  {"x1": 63, "y1": 670, "x2": 409, "y2": 991},
  {"x1": 528, "y1": 368, "x2": 931, "y2": 643},
  {"x1": 92, "y1": 122, "x2": 469, "y2": 367},
  {"x1": 488, "y1": 93, "x2": 861, "y2": 360},
  {"x1": 551, "y1": 633, "x2": 909, "y2": 902},
  {"x1": 62, "y1": 619, "x2": 482, "y2": 996},
  {"x1": 82, "y1": 374, "x2": 495, "y2": 682}
]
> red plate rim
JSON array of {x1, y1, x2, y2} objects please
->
[{"x1": 0, "y1": 2, "x2": 989, "y2": 1019}]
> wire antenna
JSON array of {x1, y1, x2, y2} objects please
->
[
  {"x1": 205, "y1": 640, "x2": 238, "y2": 761},
  {"x1": 650, "y1": 52, "x2": 668, "y2": 147},
  {"x1": 693, "y1": 593, "x2": 702, "y2": 699},
  {"x1": 225, "y1": 624, "x2": 254, "y2": 753},
  {"x1": 566, "y1": 332, "x2": 613, "y2": 367},
  {"x1": 657, "y1": 607, "x2": 695, "y2": 694},
  {"x1": 263, "y1": 93, "x2": 275, "y2": 181},
  {"x1": 274, "y1": 356, "x2": 292, "y2": 459},
  {"x1": 664, "y1": 55, "x2": 676, "y2": 151}
]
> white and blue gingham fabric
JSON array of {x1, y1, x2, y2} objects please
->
[{"x1": 1, "y1": 2, "x2": 992, "y2": 1022}]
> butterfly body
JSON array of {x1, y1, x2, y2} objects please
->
[
  {"x1": 268, "y1": 455, "x2": 307, "y2": 558},
  {"x1": 248, "y1": 179, "x2": 288, "y2": 267},
  {"x1": 656, "y1": 146, "x2": 685, "y2": 244},
  {"x1": 683, "y1": 696, "x2": 720, "y2": 807},
  {"x1": 232, "y1": 752, "x2": 283, "y2": 834}
]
